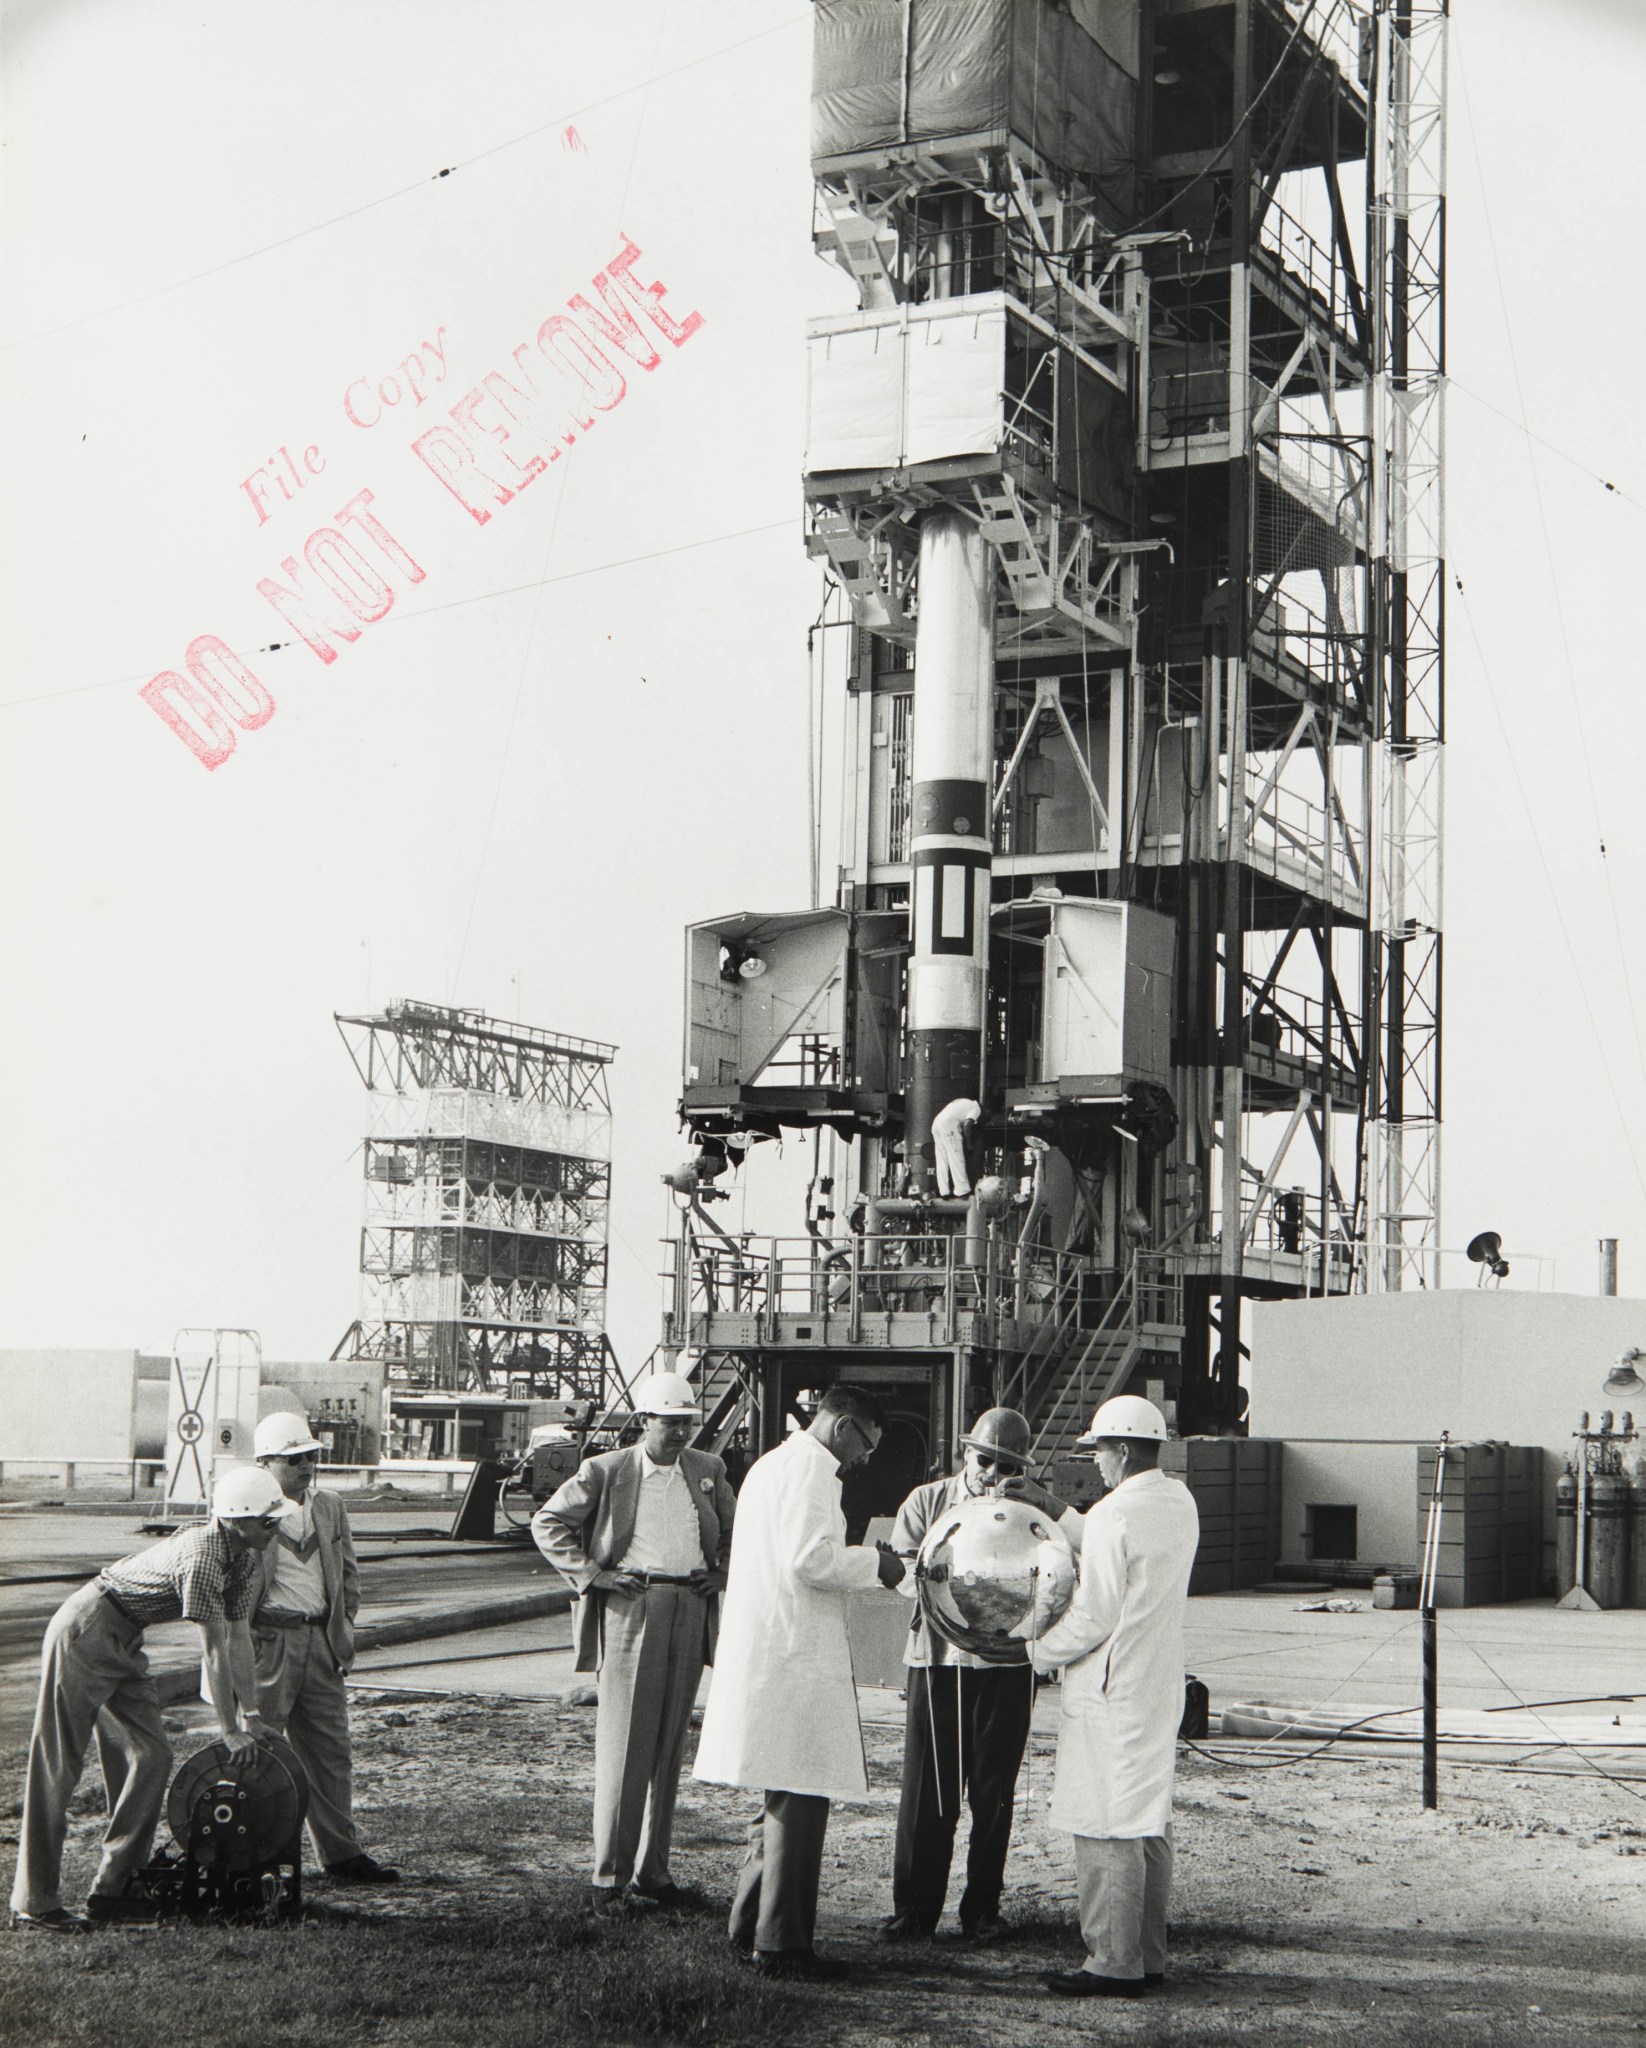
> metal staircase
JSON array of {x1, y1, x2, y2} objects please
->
[
  {"x1": 686, "y1": 1349, "x2": 757, "y2": 1457},
  {"x1": 972, "y1": 478, "x2": 1054, "y2": 615},
  {"x1": 1021, "y1": 1255, "x2": 1185, "y2": 1467}
]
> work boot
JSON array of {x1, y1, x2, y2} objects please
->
[
  {"x1": 84, "y1": 1887, "x2": 158, "y2": 1925},
  {"x1": 325, "y1": 1853, "x2": 400, "y2": 1885},
  {"x1": 10, "y1": 1907, "x2": 92, "y2": 1936},
  {"x1": 628, "y1": 1882, "x2": 697, "y2": 1911},
  {"x1": 1045, "y1": 1968, "x2": 1148, "y2": 1998},
  {"x1": 753, "y1": 1948, "x2": 851, "y2": 1982},
  {"x1": 955, "y1": 1914, "x2": 1006, "y2": 1945},
  {"x1": 878, "y1": 1912, "x2": 935, "y2": 1942}
]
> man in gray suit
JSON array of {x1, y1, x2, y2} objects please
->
[
  {"x1": 252, "y1": 1411, "x2": 398, "y2": 1884},
  {"x1": 533, "y1": 1371, "x2": 737, "y2": 1911}
]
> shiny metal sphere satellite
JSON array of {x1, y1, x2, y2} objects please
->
[{"x1": 915, "y1": 1492, "x2": 1078, "y2": 1663}]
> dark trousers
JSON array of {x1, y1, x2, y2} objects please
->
[
  {"x1": 892, "y1": 1662, "x2": 1035, "y2": 1932},
  {"x1": 728, "y1": 1791, "x2": 831, "y2": 1956}
]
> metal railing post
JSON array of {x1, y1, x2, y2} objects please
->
[{"x1": 763, "y1": 1243, "x2": 781, "y2": 1345}]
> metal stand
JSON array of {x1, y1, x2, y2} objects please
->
[
  {"x1": 1420, "y1": 1612, "x2": 1438, "y2": 1810},
  {"x1": 1557, "y1": 1449, "x2": 1600, "y2": 1610},
  {"x1": 1416, "y1": 1432, "x2": 1449, "y2": 1810}
]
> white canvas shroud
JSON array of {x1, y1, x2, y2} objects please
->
[
  {"x1": 1037, "y1": 899, "x2": 1174, "y2": 1085},
  {"x1": 1041, "y1": 899, "x2": 1128, "y2": 1080},
  {"x1": 805, "y1": 298, "x2": 1008, "y2": 474},
  {"x1": 365, "y1": 1087, "x2": 611, "y2": 1162}
]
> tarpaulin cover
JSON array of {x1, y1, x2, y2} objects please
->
[
  {"x1": 813, "y1": 0, "x2": 1136, "y2": 216},
  {"x1": 805, "y1": 301, "x2": 1007, "y2": 473}
]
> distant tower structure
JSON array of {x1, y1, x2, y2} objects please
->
[
  {"x1": 335, "y1": 1000, "x2": 616, "y2": 1398},
  {"x1": 666, "y1": 0, "x2": 1445, "y2": 1486}
]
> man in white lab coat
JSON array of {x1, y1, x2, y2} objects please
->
[
  {"x1": 1028, "y1": 1395, "x2": 1199, "y2": 1999},
  {"x1": 693, "y1": 1384, "x2": 905, "y2": 1981}
]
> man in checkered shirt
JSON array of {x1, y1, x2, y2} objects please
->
[{"x1": 8, "y1": 1465, "x2": 296, "y2": 1933}]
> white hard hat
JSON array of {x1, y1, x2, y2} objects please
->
[
  {"x1": 634, "y1": 1371, "x2": 700, "y2": 1417},
  {"x1": 213, "y1": 1465, "x2": 300, "y2": 1521},
  {"x1": 1076, "y1": 1394, "x2": 1169, "y2": 1447},
  {"x1": 255, "y1": 1411, "x2": 324, "y2": 1459}
]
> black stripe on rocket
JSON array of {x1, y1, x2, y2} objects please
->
[
  {"x1": 912, "y1": 845, "x2": 990, "y2": 956},
  {"x1": 911, "y1": 777, "x2": 990, "y2": 960}
]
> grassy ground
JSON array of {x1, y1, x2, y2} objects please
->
[
  {"x1": 3, "y1": 1690, "x2": 1644, "y2": 2048},
  {"x1": 0, "y1": 1892, "x2": 798, "y2": 2048}
]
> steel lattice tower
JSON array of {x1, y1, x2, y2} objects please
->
[
  {"x1": 335, "y1": 1001, "x2": 616, "y2": 1398},
  {"x1": 664, "y1": 0, "x2": 1444, "y2": 1478}
]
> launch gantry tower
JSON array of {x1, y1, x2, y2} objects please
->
[{"x1": 665, "y1": 0, "x2": 1444, "y2": 1500}]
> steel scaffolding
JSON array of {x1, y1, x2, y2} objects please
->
[
  {"x1": 668, "y1": 0, "x2": 1444, "y2": 1469},
  {"x1": 335, "y1": 1000, "x2": 616, "y2": 1397}
]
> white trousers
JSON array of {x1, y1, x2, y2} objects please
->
[
  {"x1": 1072, "y1": 1828, "x2": 1174, "y2": 1979},
  {"x1": 931, "y1": 1099, "x2": 978, "y2": 1197}
]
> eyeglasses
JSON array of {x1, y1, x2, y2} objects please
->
[
  {"x1": 275, "y1": 1451, "x2": 318, "y2": 1463},
  {"x1": 838, "y1": 1416, "x2": 881, "y2": 1461}
]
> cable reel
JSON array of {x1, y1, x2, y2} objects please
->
[{"x1": 141, "y1": 1734, "x2": 310, "y2": 1921}]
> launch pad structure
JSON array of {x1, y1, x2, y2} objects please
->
[
  {"x1": 664, "y1": 0, "x2": 1445, "y2": 1511},
  {"x1": 334, "y1": 1000, "x2": 616, "y2": 1401}
]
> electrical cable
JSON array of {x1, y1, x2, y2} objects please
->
[
  {"x1": 1450, "y1": 380, "x2": 1646, "y2": 519},
  {"x1": 1452, "y1": 21, "x2": 1646, "y2": 1126},
  {"x1": 1182, "y1": 1740, "x2": 1646, "y2": 1783},
  {"x1": 1451, "y1": 567, "x2": 1646, "y2": 1210},
  {"x1": 1172, "y1": 1613, "x2": 1426, "y2": 1769},
  {"x1": 447, "y1": 0, "x2": 672, "y2": 1005},
  {"x1": 1120, "y1": 0, "x2": 1349, "y2": 242},
  {"x1": 1, "y1": 9, "x2": 807, "y2": 356},
  {"x1": 0, "y1": 517, "x2": 794, "y2": 715},
  {"x1": 1442, "y1": 1621, "x2": 1646, "y2": 1809},
  {"x1": 805, "y1": 574, "x2": 843, "y2": 912},
  {"x1": 157, "y1": 1138, "x2": 364, "y2": 1344},
  {"x1": 1180, "y1": 1604, "x2": 1646, "y2": 1795}
]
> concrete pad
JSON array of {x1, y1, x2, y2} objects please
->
[
  {"x1": 0, "y1": 1503, "x2": 567, "y2": 1742},
  {"x1": 1182, "y1": 1590, "x2": 1646, "y2": 1716},
  {"x1": 354, "y1": 1646, "x2": 583, "y2": 1700}
]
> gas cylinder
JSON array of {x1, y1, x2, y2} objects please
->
[
  {"x1": 1587, "y1": 1470, "x2": 1630, "y2": 1610},
  {"x1": 1628, "y1": 1461, "x2": 1646, "y2": 1609},
  {"x1": 1555, "y1": 1463, "x2": 1577, "y2": 1597}
]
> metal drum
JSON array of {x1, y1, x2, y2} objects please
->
[
  {"x1": 167, "y1": 1733, "x2": 309, "y2": 1875},
  {"x1": 915, "y1": 1493, "x2": 1078, "y2": 1663}
]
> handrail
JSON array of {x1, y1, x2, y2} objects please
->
[
  {"x1": 666, "y1": 1230, "x2": 1021, "y2": 1344},
  {"x1": 1027, "y1": 1257, "x2": 1139, "y2": 1464},
  {"x1": 1025, "y1": 1253, "x2": 1185, "y2": 1465},
  {"x1": 997, "y1": 1257, "x2": 1082, "y2": 1415}
]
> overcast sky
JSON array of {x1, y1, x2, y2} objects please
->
[{"x1": 2, "y1": 0, "x2": 1643, "y2": 1383}]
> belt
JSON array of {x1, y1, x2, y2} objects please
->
[
  {"x1": 257, "y1": 1608, "x2": 327, "y2": 1629},
  {"x1": 100, "y1": 1589, "x2": 144, "y2": 1627},
  {"x1": 627, "y1": 1571, "x2": 702, "y2": 1587}
]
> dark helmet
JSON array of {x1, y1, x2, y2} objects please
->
[{"x1": 958, "y1": 1406, "x2": 1032, "y2": 1468}]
